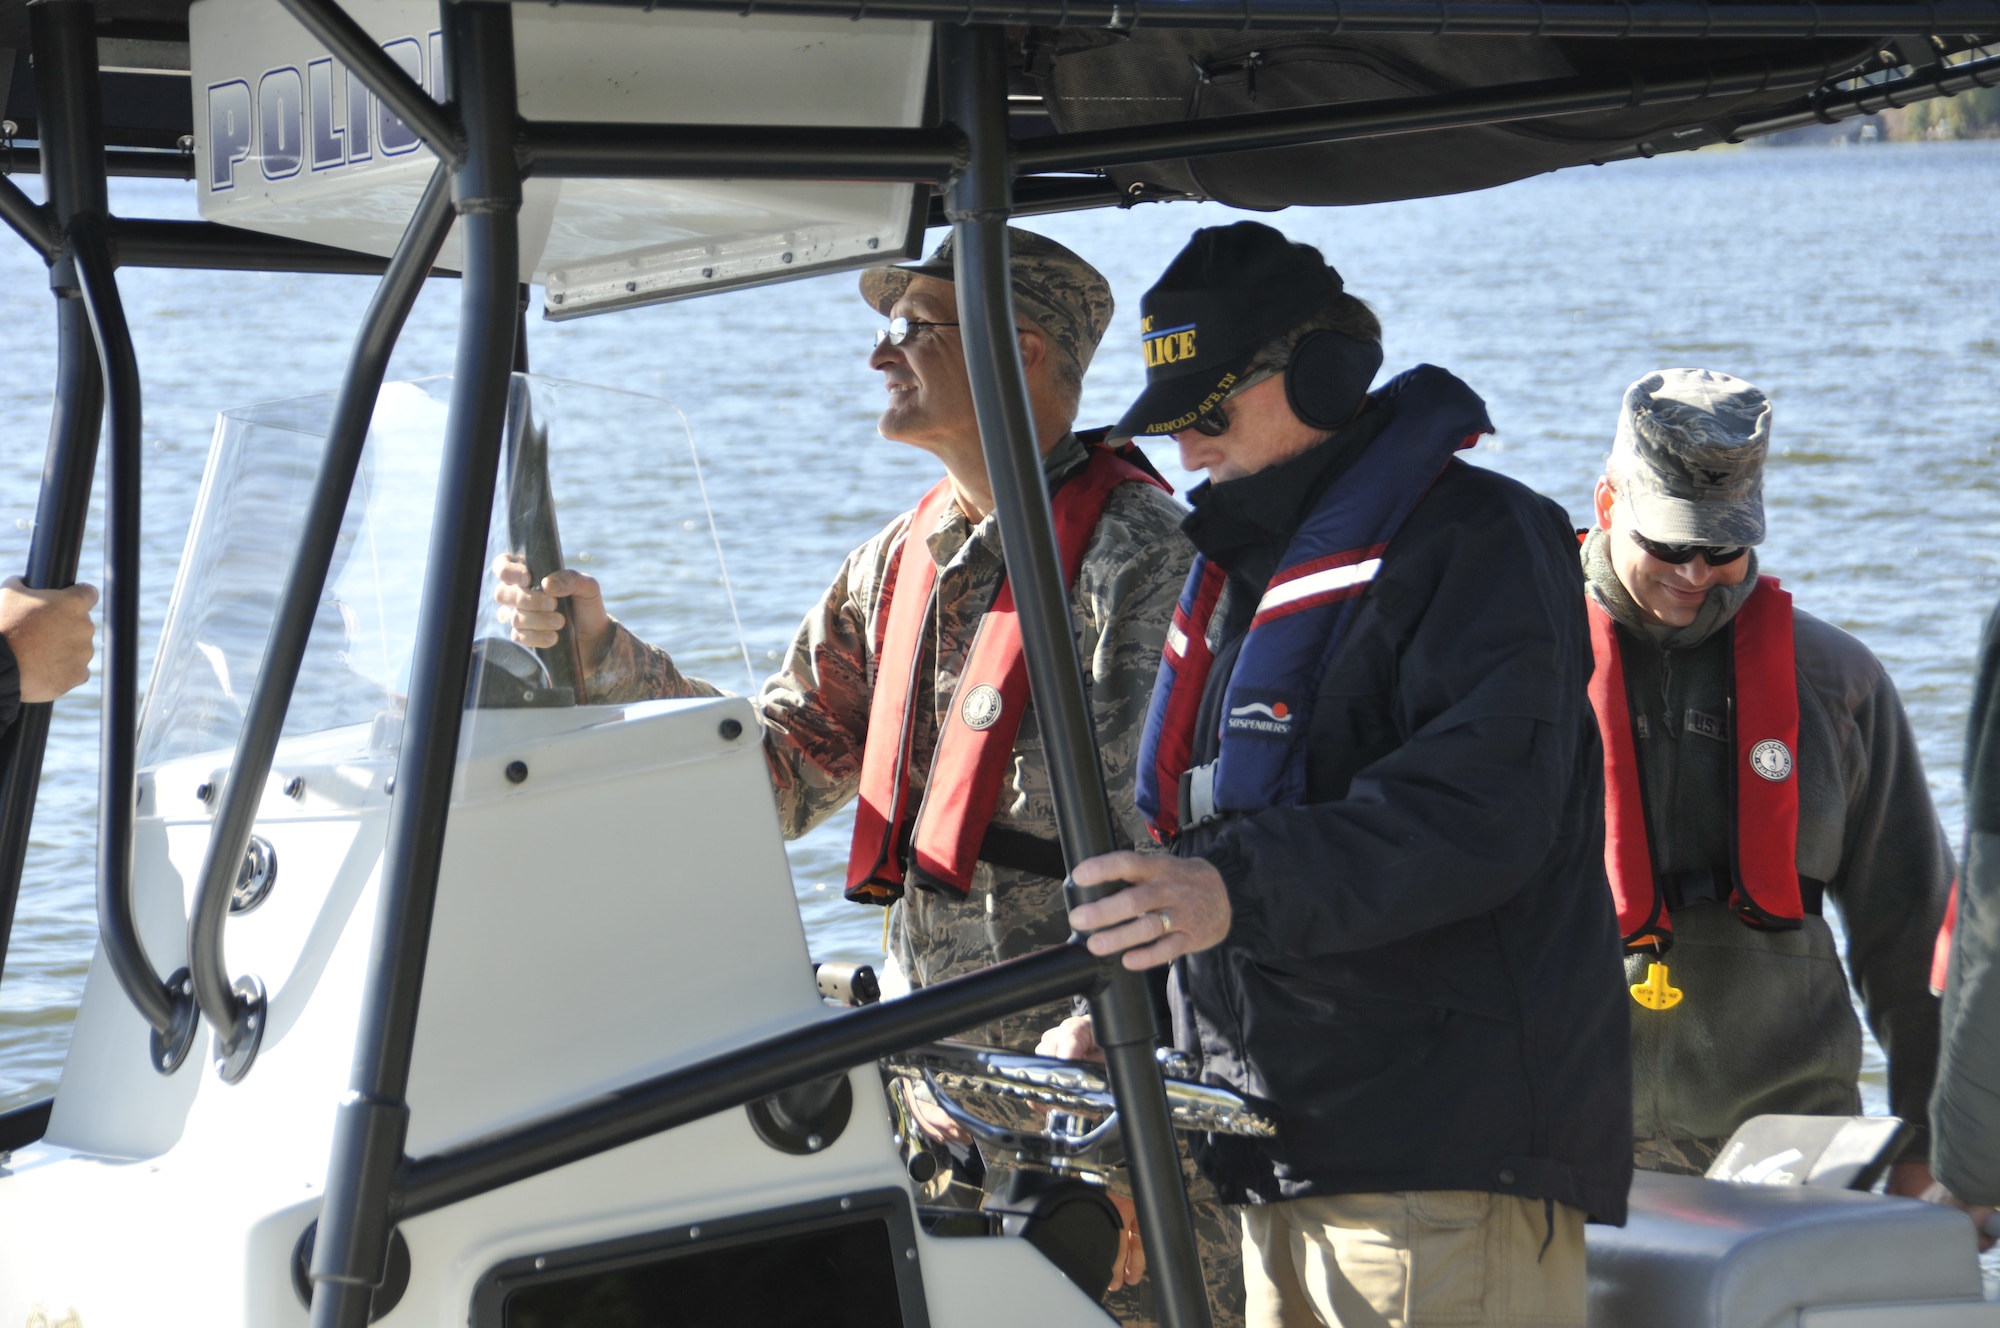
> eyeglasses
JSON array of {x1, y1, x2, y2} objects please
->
[
  {"x1": 1192, "y1": 404, "x2": 1231, "y2": 437},
  {"x1": 1629, "y1": 529, "x2": 1749, "y2": 567},
  {"x1": 874, "y1": 317, "x2": 959, "y2": 348},
  {"x1": 1186, "y1": 368, "x2": 1282, "y2": 437}
]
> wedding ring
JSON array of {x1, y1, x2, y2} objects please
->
[{"x1": 1156, "y1": 909, "x2": 1175, "y2": 936}]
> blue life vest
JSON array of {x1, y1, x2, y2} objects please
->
[{"x1": 1135, "y1": 366, "x2": 1493, "y2": 840}]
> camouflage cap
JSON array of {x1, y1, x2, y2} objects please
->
[
  {"x1": 1612, "y1": 368, "x2": 1772, "y2": 547},
  {"x1": 859, "y1": 228, "x2": 1114, "y2": 373}
]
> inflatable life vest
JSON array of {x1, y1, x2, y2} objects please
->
[
  {"x1": 1135, "y1": 366, "x2": 1491, "y2": 840},
  {"x1": 845, "y1": 443, "x2": 1169, "y2": 903},
  {"x1": 1586, "y1": 575, "x2": 1805, "y2": 951}
]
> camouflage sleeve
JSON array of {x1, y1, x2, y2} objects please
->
[
  {"x1": 1076, "y1": 483, "x2": 1194, "y2": 854},
  {"x1": 585, "y1": 621, "x2": 725, "y2": 704},
  {"x1": 749, "y1": 522, "x2": 905, "y2": 839},
  {"x1": 584, "y1": 522, "x2": 899, "y2": 840}
]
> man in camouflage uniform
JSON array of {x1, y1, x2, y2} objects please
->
[{"x1": 494, "y1": 228, "x2": 1243, "y2": 1327}]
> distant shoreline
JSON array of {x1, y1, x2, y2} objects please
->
[{"x1": 1755, "y1": 87, "x2": 2000, "y2": 145}]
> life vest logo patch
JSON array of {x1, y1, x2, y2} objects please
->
[
  {"x1": 1226, "y1": 695, "x2": 1296, "y2": 739},
  {"x1": 961, "y1": 684, "x2": 1004, "y2": 731},
  {"x1": 1750, "y1": 739, "x2": 1793, "y2": 782}
]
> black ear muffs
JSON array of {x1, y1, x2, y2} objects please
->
[{"x1": 1284, "y1": 330, "x2": 1384, "y2": 432}]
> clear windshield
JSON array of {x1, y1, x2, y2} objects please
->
[{"x1": 139, "y1": 373, "x2": 748, "y2": 769}]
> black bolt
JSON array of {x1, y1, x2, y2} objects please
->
[
  {"x1": 283, "y1": 777, "x2": 305, "y2": 800},
  {"x1": 195, "y1": 782, "x2": 214, "y2": 805},
  {"x1": 719, "y1": 718, "x2": 744, "y2": 741},
  {"x1": 505, "y1": 760, "x2": 530, "y2": 784}
]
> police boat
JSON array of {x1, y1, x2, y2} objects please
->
[{"x1": 0, "y1": 1, "x2": 1995, "y2": 1325}]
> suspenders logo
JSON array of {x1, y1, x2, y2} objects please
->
[
  {"x1": 1749, "y1": 739, "x2": 1794, "y2": 782},
  {"x1": 1227, "y1": 699, "x2": 1294, "y2": 736},
  {"x1": 960, "y1": 684, "x2": 1004, "y2": 731}
]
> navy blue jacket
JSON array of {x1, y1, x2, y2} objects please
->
[{"x1": 1171, "y1": 418, "x2": 1632, "y2": 1224}]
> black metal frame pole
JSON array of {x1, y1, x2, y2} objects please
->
[
  {"x1": 520, "y1": 121, "x2": 966, "y2": 181},
  {"x1": 111, "y1": 219, "x2": 435, "y2": 275},
  {"x1": 1016, "y1": 51, "x2": 1835, "y2": 174},
  {"x1": 308, "y1": 6, "x2": 517, "y2": 1324},
  {"x1": 99, "y1": 150, "x2": 197, "y2": 180},
  {"x1": 186, "y1": 164, "x2": 455, "y2": 1085},
  {"x1": 509, "y1": 0, "x2": 2000, "y2": 37},
  {"x1": 1, "y1": 148, "x2": 200, "y2": 181},
  {"x1": 0, "y1": 0, "x2": 108, "y2": 1000},
  {"x1": 2, "y1": 0, "x2": 198, "y2": 1072},
  {"x1": 941, "y1": 25, "x2": 1212, "y2": 1328},
  {"x1": 394, "y1": 940, "x2": 1105, "y2": 1218},
  {"x1": 277, "y1": 0, "x2": 466, "y2": 169},
  {"x1": 0, "y1": 175, "x2": 56, "y2": 260},
  {"x1": 68, "y1": 214, "x2": 200, "y2": 1070},
  {"x1": 1731, "y1": 47, "x2": 2000, "y2": 137}
]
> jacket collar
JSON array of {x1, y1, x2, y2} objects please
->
[
  {"x1": 1581, "y1": 527, "x2": 1761, "y2": 650},
  {"x1": 1182, "y1": 396, "x2": 1392, "y2": 592}
]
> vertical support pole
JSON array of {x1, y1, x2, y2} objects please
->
[
  {"x1": 0, "y1": 0, "x2": 106, "y2": 994},
  {"x1": 308, "y1": 7, "x2": 519, "y2": 1325},
  {"x1": 940, "y1": 25, "x2": 1214, "y2": 1328}
]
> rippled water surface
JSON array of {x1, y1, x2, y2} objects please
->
[{"x1": 2, "y1": 142, "x2": 1997, "y2": 1115}]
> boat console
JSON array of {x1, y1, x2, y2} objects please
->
[{"x1": 1588, "y1": 1172, "x2": 2000, "y2": 1328}]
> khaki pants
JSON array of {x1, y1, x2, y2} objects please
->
[{"x1": 1239, "y1": 1191, "x2": 1586, "y2": 1328}]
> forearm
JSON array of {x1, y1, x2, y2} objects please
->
[
  {"x1": 585, "y1": 620, "x2": 723, "y2": 705},
  {"x1": 1878, "y1": 993, "x2": 1943, "y2": 1156},
  {"x1": 1834, "y1": 676, "x2": 1952, "y2": 1153}
]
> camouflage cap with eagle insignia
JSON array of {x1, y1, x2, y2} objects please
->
[
  {"x1": 859, "y1": 228, "x2": 1113, "y2": 373},
  {"x1": 1612, "y1": 367, "x2": 1773, "y2": 547}
]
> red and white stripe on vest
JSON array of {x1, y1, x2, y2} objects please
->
[
  {"x1": 845, "y1": 445, "x2": 1168, "y2": 903},
  {"x1": 1586, "y1": 575, "x2": 1805, "y2": 951}
]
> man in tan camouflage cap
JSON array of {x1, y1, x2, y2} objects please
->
[
  {"x1": 858, "y1": 227, "x2": 1115, "y2": 386},
  {"x1": 1582, "y1": 368, "x2": 1975, "y2": 1239},
  {"x1": 491, "y1": 229, "x2": 1240, "y2": 1325}
]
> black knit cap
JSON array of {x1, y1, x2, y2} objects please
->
[{"x1": 1114, "y1": 221, "x2": 1343, "y2": 438}]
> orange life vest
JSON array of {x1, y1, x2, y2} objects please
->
[
  {"x1": 1587, "y1": 575, "x2": 1805, "y2": 951},
  {"x1": 845, "y1": 445, "x2": 1169, "y2": 902}
]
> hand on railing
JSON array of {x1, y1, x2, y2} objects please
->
[
  {"x1": 1067, "y1": 851, "x2": 1233, "y2": 971},
  {"x1": 0, "y1": 575, "x2": 98, "y2": 705}
]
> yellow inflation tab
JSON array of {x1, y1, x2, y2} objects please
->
[{"x1": 1630, "y1": 961, "x2": 1683, "y2": 1010}]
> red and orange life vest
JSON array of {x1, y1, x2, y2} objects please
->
[
  {"x1": 1587, "y1": 575, "x2": 1805, "y2": 951},
  {"x1": 845, "y1": 445, "x2": 1168, "y2": 902}
]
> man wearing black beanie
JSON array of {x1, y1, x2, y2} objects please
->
[{"x1": 1045, "y1": 222, "x2": 1631, "y2": 1327}]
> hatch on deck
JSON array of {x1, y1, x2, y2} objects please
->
[{"x1": 186, "y1": 0, "x2": 930, "y2": 316}]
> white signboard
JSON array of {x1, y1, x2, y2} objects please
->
[{"x1": 189, "y1": 0, "x2": 931, "y2": 315}]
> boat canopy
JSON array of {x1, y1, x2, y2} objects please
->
[{"x1": 1, "y1": 0, "x2": 1995, "y2": 307}]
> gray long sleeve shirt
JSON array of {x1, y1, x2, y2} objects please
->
[
  {"x1": 1583, "y1": 531, "x2": 1950, "y2": 1160},
  {"x1": 1933, "y1": 603, "x2": 2000, "y2": 1202}
]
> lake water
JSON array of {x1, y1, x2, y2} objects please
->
[{"x1": 2, "y1": 141, "x2": 1998, "y2": 1119}]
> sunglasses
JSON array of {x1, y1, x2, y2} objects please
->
[
  {"x1": 874, "y1": 317, "x2": 959, "y2": 348},
  {"x1": 1629, "y1": 529, "x2": 1749, "y2": 567}
]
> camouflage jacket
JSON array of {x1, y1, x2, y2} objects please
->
[{"x1": 587, "y1": 433, "x2": 1193, "y2": 1048}]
